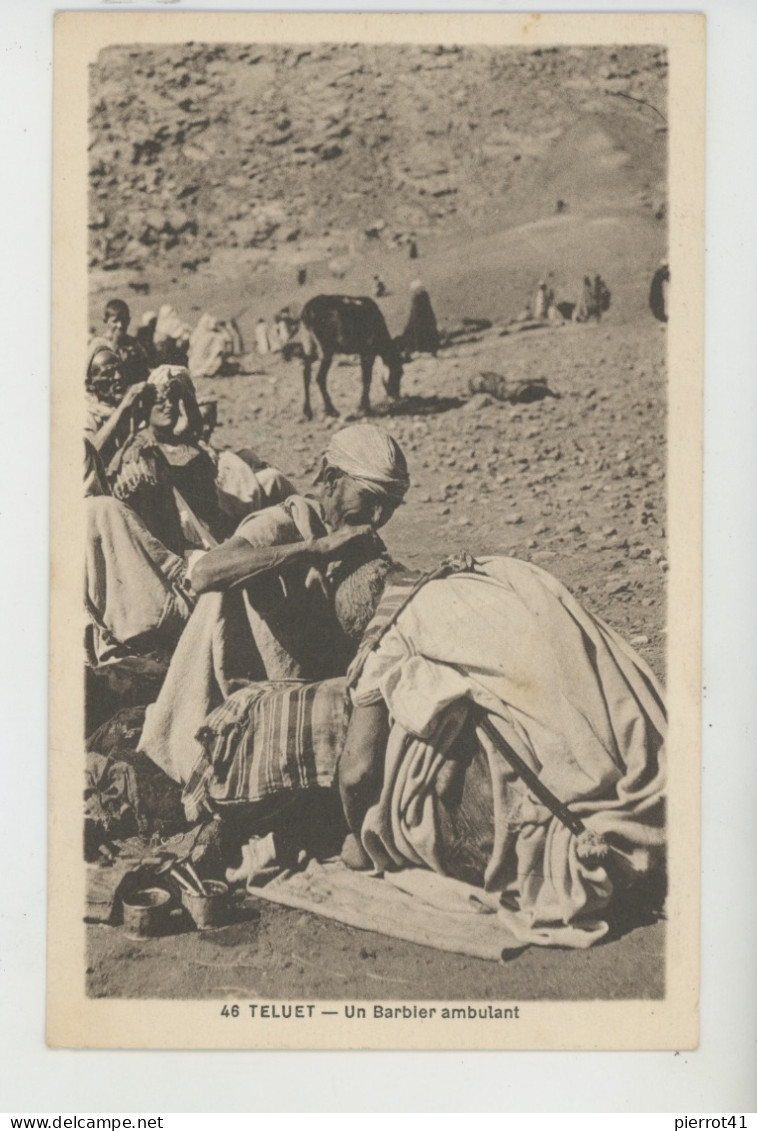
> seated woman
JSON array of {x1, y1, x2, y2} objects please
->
[
  {"x1": 85, "y1": 342, "x2": 146, "y2": 466},
  {"x1": 332, "y1": 552, "x2": 666, "y2": 948},
  {"x1": 108, "y1": 365, "x2": 233, "y2": 556}
]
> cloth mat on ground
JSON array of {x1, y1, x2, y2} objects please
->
[{"x1": 247, "y1": 856, "x2": 539, "y2": 959}]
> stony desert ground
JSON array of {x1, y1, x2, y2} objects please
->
[{"x1": 86, "y1": 42, "x2": 669, "y2": 1000}]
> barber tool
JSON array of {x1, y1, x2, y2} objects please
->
[
  {"x1": 181, "y1": 860, "x2": 209, "y2": 896},
  {"x1": 153, "y1": 853, "x2": 204, "y2": 896},
  {"x1": 477, "y1": 711, "x2": 610, "y2": 864}
]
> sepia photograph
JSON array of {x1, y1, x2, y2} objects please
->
[{"x1": 48, "y1": 10, "x2": 703, "y2": 1050}]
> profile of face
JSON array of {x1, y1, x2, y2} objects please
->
[
  {"x1": 323, "y1": 471, "x2": 395, "y2": 531},
  {"x1": 148, "y1": 387, "x2": 181, "y2": 435},
  {"x1": 89, "y1": 349, "x2": 126, "y2": 407}
]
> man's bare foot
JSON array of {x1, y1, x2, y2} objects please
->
[{"x1": 341, "y1": 832, "x2": 373, "y2": 871}]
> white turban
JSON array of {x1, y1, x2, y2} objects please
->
[
  {"x1": 319, "y1": 424, "x2": 410, "y2": 505},
  {"x1": 147, "y1": 365, "x2": 196, "y2": 401}
]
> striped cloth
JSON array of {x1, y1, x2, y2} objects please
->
[{"x1": 182, "y1": 678, "x2": 349, "y2": 821}]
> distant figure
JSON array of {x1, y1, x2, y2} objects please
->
[
  {"x1": 573, "y1": 276, "x2": 595, "y2": 323},
  {"x1": 274, "y1": 307, "x2": 297, "y2": 350},
  {"x1": 649, "y1": 261, "x2": 669, "y2": 323},
  {"x1": 224, "y1": 317, "x2": 244, "y2": 356},
  {"x1": 533, "y1": 280, "x2": 554, "y2": 321},
  {"x1": 187, "y1": 313, "x2": 239, "y2": 379},
  {"x1": 297, "y1": 267, "x2": 307, "y2": 286},
  {"x1": 254, "y1": 318, "x2": 271, "y2": 355},
  {"x1": 408, "y1": 238, "x2": 419, "y2": 260},
  {"x1": 101, "y1": 298, "x2": 150, "y2": 385},
  {"x1": 397, "y1": 279, "x2": 440, "y2": 358},
  {"x1": 373, "y1": 274, "x2": 387, "y2": 298},
  {"x1": 555, "y1": 199, "x2": 567, "y2": 214},
  {"x1": 153, "y1": 304, "x2": 190, "y2": 367},
  {"x1": 547, "y1": 302, "x2": 565, "y2": 327},
  {"x1": 593, "y1": 275, "x2": 611, "y2": 320}
]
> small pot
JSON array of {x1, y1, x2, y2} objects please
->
[
  {"x1": 181, "y1": 879, "x2": 230, "y2": 931},
  {"x1": 122, "y1": 887, "x2": 171, "y2": 940}
]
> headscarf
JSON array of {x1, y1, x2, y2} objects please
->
[
  {"x1": 86, "y1": 338, "x2": 118, "y2": 384},
  {"x1": 146, "y1": 365, "x2": 203, "y2": 442},
  {"x1": 318, "y1": 424, "x2": 410, "y2": 505},
  {"x1": 155, "y1": 304, "x2": 190, "y2": 345},
  {"x1": 147, "y1": 365, "x2": 196, "y2": 401},
  {"x1": 409, "y1": 279, "x2": 425, "y2": 294}
]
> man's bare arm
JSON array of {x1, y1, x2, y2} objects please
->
[
  {"x1": 88, "y1": 383, "x2": 145, "y2": 454},
  {"x1": 339, "y1": 701, "x2": 389, "y2": 838},
  {"x1": 191, "y1": 535, "x2": 315, "y2": 593},
  {"x1": 190, "y1": 523, "x2": 377, "y2": 593}
]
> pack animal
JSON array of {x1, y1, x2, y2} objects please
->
[{"x1": 298, "y1": 295, "x2": 403, "y2": 420}]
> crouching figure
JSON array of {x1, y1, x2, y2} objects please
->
[{"x1": 334, "y1": 552, "x2": 666, "y2": 949}]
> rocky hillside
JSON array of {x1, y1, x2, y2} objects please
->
[{"x1": 88, "y1": 42, "x2": 667, "y2": 280}]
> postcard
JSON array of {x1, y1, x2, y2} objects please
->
[{"x1": 48, "y1": 9, "x2": 703, "y2": 1050}]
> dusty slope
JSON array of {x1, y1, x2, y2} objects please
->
[{"x1": 88, "y1": 42, "x2": 667, "y2": 283}]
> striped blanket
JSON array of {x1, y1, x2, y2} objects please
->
[{"x1": 182, "y1": 678, "x2": 349, "y2": 821}]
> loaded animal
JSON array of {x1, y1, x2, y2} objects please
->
[{"x1": 297, "y1": 294, "x2": 403, "y2": 420}]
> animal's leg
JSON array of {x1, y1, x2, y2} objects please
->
[
  {"x1": 316, "y1": 353, "x2": 339, "y2": 417},
  {"x1": 359, "y1": 354, "x2": 374, "y2": 414},
  {"x1": 302, "y1": 356, "x2": 313, "y2": 420}
]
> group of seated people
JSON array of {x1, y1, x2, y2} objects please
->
[{"x1": 84, "y1": 298, "x2": 667, "y2": 951}]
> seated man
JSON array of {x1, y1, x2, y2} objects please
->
[
  {"x1": 333, "y1": 551, "x2": 666, "y2": 948},
  {"x1": 138, "y1": 424, "x2": 411, "y2": 787},
  {"x1": 85, "y1": 343, "x2": 146, "y2": 466}
]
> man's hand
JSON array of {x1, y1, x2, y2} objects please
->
[
  {"x1": 119, "y1": 381, "x2": 147, "y2": 412},
  {"x1": 311, "y1": 523, "x2": 377, "y2": 563},
  {"x1": 303, "y1": 566, "x2": 329, "y2": 600},
  {"x1": 173, "y1": 395, "x2": 192, "y2": 438}
]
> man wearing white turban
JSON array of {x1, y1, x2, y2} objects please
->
[
  {"x1": 139, "y1": 424, "x2": 411, "y2": 785},
  {"x1": 189, "y1": 423, "x2": 409, "y2": 594}
]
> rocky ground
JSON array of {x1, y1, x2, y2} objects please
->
[
  {"x1": 88, "y1": 42, "x2": 666, "y2": 284},
  {"x1": 86, "y1": 43, "x2": 668, "y2": 1002}
]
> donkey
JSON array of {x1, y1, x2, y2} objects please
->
[{"x1": 298, "y1": 294, "x2": 403, "y2": 420}]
